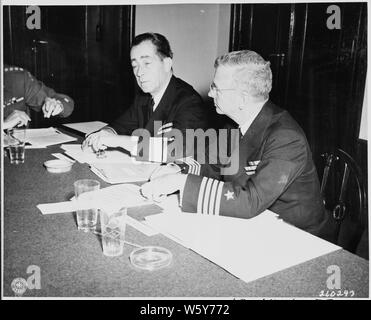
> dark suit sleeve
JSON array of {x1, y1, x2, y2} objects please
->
[
  {"x1": 110, "y1": 97, "x2": 140, "y2": 135},
  {"x1": 181, "y1": 128, "x2": 309, "y2": 218},
  {"x1": 165, "y1": 94, "x2": 208, "y2": 160},
  {"x1": 23, "y1": 71, "x2": 74, "y2": 117}
]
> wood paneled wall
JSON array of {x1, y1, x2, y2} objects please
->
[{"x1": 3, "y1": 5, "x2": 135, "y2": 128}]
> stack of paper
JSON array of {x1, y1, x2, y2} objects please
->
[
  {"x1": 62, "y1": 121, "x2": 108, "y2": 135},
  {"x1": 145, "y1": 205, "x2": 341, "y2": 284}
]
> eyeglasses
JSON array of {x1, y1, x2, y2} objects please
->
[{"x1": 209, "y1": 82, "x2": 236, "y2": 94}]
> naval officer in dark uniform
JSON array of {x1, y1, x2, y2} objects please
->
[
  {"x1": 3, "y1": 65, "x2": 74, "y2": 130},
  {"x1": 141, "y1": 50, "x2": 326, "y2": 236},
  {"x1": 82, "y1": 33, "x2": 208, "y2": 163}
]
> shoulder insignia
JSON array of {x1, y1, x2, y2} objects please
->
[
  {"x1": 245, "y1": 160, "x2": 260, "y2": 176},
  {"x1": 5, "y1": 97, "x2": 25, "y2": 106},
  {"x1": 4, "y1": 66, "x2": 24, "y2": 73}
]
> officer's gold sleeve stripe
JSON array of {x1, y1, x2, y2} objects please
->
[
  {"x1": 184, "y1": 158, "x2": 194, "y2": 174},
  {"x1": 192, "y1": 161, "x2": 197, "y2": 175},
  {"x1": 214, "y1": 181, "x2": 225, "y2": 216},
  {"x1": 189, "y1": 157, "x2": 201, "y2": 176},
  {"x1": 177, "y1": 157, "x2": 193, "y2": 174},
  {"x1": 191, "y1": 160, "x2": 196, "y2": 174},
  {"x1": 180, "y1": 157, "x2": 201, "y2": 175},
  {"x1": 197, "y1": 177, "x2": 208, "y2": 214},
  {"x1": 209, "y1": 179, "x2": 219, "y2": 215},
  {"x1": 195, "y1": 159, "x2": 201, "y2": 175},
  {"x1": 191, "y1": 158, "x2": 200, "y2": 175},
  {"x1": 202, "y1": 178, "x2": 213, "y2": 214},
  {"x1": 206, "y1": 179, "x2": 217, "y2": 215}
]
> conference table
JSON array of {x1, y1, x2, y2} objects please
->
[{"x1": 3, "y1": 129, "x2": 369, "y2": 298}]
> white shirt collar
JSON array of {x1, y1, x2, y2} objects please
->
[
  {"x1": 151, "y1": 74, "x2": 172, "y2": 111},
  {"x1": 239, "y1": 99, "x2": 268, "y2": 136}
]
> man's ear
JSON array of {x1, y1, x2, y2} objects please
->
[{"x1": 163, "y1": 57, "x2": 173, "y2": 72}]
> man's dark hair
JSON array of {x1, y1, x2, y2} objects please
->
[{"x1": 132, "y1": 33, "x2": 173, "y2": 59}]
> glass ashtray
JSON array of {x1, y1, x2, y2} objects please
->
[{"x1": 130, "y1": 246, "x2": 172, "y2": 271}]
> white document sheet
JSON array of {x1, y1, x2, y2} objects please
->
[
  {"x1": 38, "y1": 184, "x2": 152, "y2": 213},
  {"x1": 145, "y1": 201, "x2": 341, "y2": 284},
  {"x1": 37, "y1": 184, "x2": 158, "y2": 236},
  {"x1": 26, "y1": 128, "x2": 77, "y2": 147},
  {"x1": 62, "y1": 121, "x2": 108, "y2": 135},
  {"x1": 60, "y1": 144, "x2": 132, "y2": 164},
  {"x1": 90, "y1": 162, "x2": 160, "y2": 184},
  {"x1": 3, "y1": 128, "x2": 76, "y2": 148},
  {"x1": 26, "y1": 127, "x2": 77, "y2": 147}
]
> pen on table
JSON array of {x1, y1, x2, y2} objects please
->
[
  {"x1": 62, "y1": 153, "x2": 76, "y2": 163},
  {"x1": 96, "y1": 149, "x2": 106, "y2": 159}
]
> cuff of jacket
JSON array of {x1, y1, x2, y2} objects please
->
[
  {"x1": 174, "y1": 157, "x2": 201, "y2": 175},
  {"x1": 182, "y1": 174, "x2": 224, "y2": 216},
  {"x1": 55, "y1": 95, "x2": 74, "y2": 118}
]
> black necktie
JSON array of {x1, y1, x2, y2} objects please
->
[{"x1": 144, "y1": 98, "x2": 154, "y2": 126}]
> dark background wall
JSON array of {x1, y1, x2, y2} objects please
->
[{"x1": 3, "y1": 5, "x2": 135, "y2": 128}]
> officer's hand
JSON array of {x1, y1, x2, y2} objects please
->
[
  {"x1": 42, "y1": 97, "x2": 64, "y2": 118},
  {"x1": 3, "y1": 110, "x2": 31, "y2": 130},
  {"x1": 140, "y1": 173, "x2": 187, "y2": 203},
  {"x1": 149, "y1": 163, "x2": 182, "y2": 180},
  {"x1": 82, "y1": 129, "x2": 115, "y2": 152}
]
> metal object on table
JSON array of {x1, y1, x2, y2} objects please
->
[{"x1": 96, "y1": 149, "x2": 106, "y2": 159}]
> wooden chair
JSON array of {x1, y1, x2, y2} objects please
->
[{"x1": 319, "y1": 148, "x2": 368, "y2": 257}]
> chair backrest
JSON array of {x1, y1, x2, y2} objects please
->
[{"x1": 320, "y1": 148, "x2": 367, "y2": 253}]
